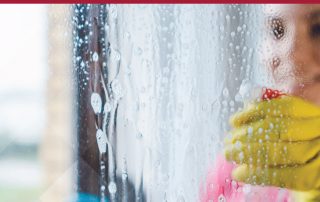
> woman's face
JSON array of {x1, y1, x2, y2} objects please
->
[{"x1": 265, "y1": 4, "x2": 320, "y2": 106}]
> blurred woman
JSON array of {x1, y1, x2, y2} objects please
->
[{"x1": 202, "y1": 4, "x2": 320, "y2": 202}]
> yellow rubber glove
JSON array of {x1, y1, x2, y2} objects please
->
[{"x1": 224, "y1": 95, "x2": 320, "y2": 201}]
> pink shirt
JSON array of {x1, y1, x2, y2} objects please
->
[{"x1": 200, "y1": 155, "x2": 292, "y2": 202}]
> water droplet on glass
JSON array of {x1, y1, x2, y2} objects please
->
[
  {"x1": 239, "y1": 79, "x2": 255, "y2": 101},
  {"x1": 283, "y1": 146, "x2": 287, "y2": 152},
  {"x1": 112, "y1": 49, "x2": 121, "y2": 61},
  {"x1": 96, "y1": 129, "x2": 107, "y2": 153},
  {"x1": 105, "y1": 24, "x2": 110, "y2": 32},
  {"x1": 218, "y1": 194, "x2": 226, "y2": 202},
  {"x1": 80, "y1": 61, "x2": 85, "y2": 68},
  {"x1": 104, "y1": 102, "x2": 112, "y2": 113},
  {"x1": 108, "y1": 181, "x2": 117, "y2": 194},
  {"x1": 219, "y1": 25, "x2": 224, "y2": 32},
  {"x1": 230, "y1": 107, "x2": 235, "y2": 113},
  {"x1": 222, "y1": 88, "x2": 229, "y2": 98},
  {"x1": 122, "y1": 173, "x2": 128, "y2": 180},
  {"x1": 222, "y1": 100, "x2": 228, "y2": 107},
  {"x1": 111, "y1": 79, "x2": 123, "y2": 100},
  {"x1": 91, "y1": 93, "x2": 102, "y2": 114},
  {"x1": 124, "y1": 31, "x2": 131, "y2": 40},
  {"x1": 238, "y1": 152, "x2": 244, "y2": 161},
  {"x1": 231, "y1": 180, "x2": 238, "y2": 188},
  {"x1": 269, "y1": 123, "x2": 274, "y2": 129},
  {"x1": 135, "y1": 47, "x2": 143, "y2": 55},
  {"x1": 243, "y1": 184, "x2": 251, "y2": 194},
  {"x1": 136, "y1": 133, "x2": 143, "y2": 139},
  {"x1": 225, "y1": 178, "x2": 230, "y2": 184},
  {"x1": 101, "y1": 185, "x2": 106, "y2": 192},
  {"x1": 125, "y1": 65, "x2": 132, "y2": 75},
  {"x1": 235, "y1": 141, "x2": 242, "y2": 150},
  {"x1": 235, "y1": 93, "x2": 242, "y2": 102},
  {"x1": 229, "y1": 100, "x2": 235, "y2": 107},
  {"x1": 92, "y1": 52, "x2": 99, "y2": 62},
  {"x1": 109, "y1": 5, "x2": 117, "y2": 19}
]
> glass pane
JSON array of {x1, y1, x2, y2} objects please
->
[
  {"x1": 73, "y1": 4, "x2": 292, "y2": 202},
  {"x1": 4, "y1": 4, "x2": 320, "y2": 202}
]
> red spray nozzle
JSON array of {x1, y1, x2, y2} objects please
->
[{"x1": 261, "y1": 88, "x2": 286, "y2": 101}]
